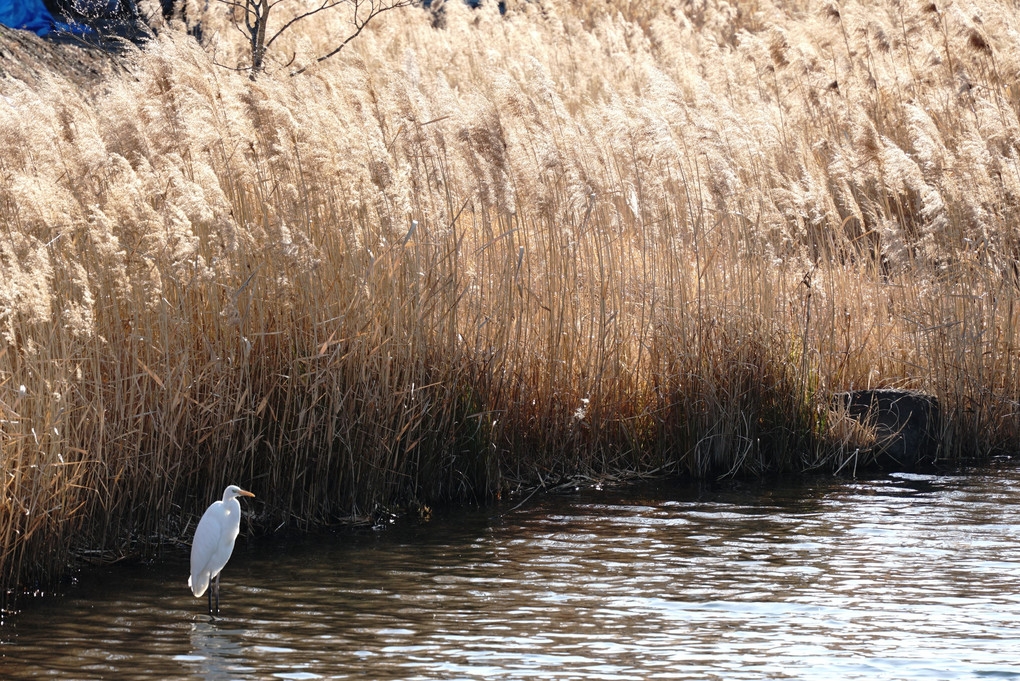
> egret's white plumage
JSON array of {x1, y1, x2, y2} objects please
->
[{"x1": 189, "y1": 485, "x2": 255, "y2": 614}]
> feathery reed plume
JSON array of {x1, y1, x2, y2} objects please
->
[{"x1": 1, "y1": 0, "x2": 1019, "y2": 601}]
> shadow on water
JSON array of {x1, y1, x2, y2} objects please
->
[{"x1": 4, "y1": 469, "x2": 1020, "y2": 679}]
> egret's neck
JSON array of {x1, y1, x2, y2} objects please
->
[{"x1": 223, "y1": 496, "x2": 241, "y2": 518}]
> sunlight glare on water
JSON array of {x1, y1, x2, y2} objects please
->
[{"x1": 3, "y1": 468, "x2": 1020, "y2": 679}]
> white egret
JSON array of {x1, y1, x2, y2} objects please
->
[{"x1": 189, "y1": 485, "x2": 255, "y2": 615}]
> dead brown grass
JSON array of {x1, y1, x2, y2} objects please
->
[{"x1": 1, "y1": 0, "x2": 1019, "y2": 598}]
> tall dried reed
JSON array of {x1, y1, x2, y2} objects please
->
[{"x1": 1, "y1": 0, "x2": 1018, "y2": 598}]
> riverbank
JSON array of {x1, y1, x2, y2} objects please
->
[{"x1": 1, "y1": 0, "x2": 1018, "y2": 601}]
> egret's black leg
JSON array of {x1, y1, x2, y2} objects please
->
[
  {"x1": 214, "y1": 574, "x2": 220, "y2": 615},
  {"x1": 207, "y1": 584, "x2": 214, "y2": 616}
]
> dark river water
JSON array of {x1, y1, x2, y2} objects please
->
[{"x1": 3, "y1": 467, "x2": 1020, "y2": 680}]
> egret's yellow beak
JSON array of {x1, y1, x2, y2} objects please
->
[{"x1": 239, "y1": 489, "x2": 255, "y2": 498}]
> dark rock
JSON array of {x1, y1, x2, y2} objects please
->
[{"x1": 833, "y1": 389, "x2": 941, "y2": 470}]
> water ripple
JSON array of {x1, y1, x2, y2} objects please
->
[{"x1": 5, "y1": 468, "x2": 1020, "y2": 679}]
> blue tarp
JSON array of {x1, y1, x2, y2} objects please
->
[{"x1": 0, "y1": 0, "x2": 56, "y2": 35}]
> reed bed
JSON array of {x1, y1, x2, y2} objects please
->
[{"x1": 1, "y1": 0, "x2": 1019, "y2": 597}]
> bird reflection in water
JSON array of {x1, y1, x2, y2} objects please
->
[{"x1": 183, "y1": 621, "x2": 249, "y2": 681}]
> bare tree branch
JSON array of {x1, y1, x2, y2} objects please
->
[
  {"x1": 228, "y1": 18, "x2": 249, "y2": 39},
  {"x1": 266, "y1": 0, "x2": 348, "y2": 50},
  {"x1": 212, "y1": 0, "x2": 411, "y2": 79},
  {"x1": 213, "y1": 59, "x2": 255, "y2": 72},
  {"x1": 290, "y1": 0, "x2": 412, "y2": 76}
]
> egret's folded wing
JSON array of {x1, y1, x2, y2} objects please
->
[{"x1": 189, "y1": 503, "x2": 225, "y2": 596}]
